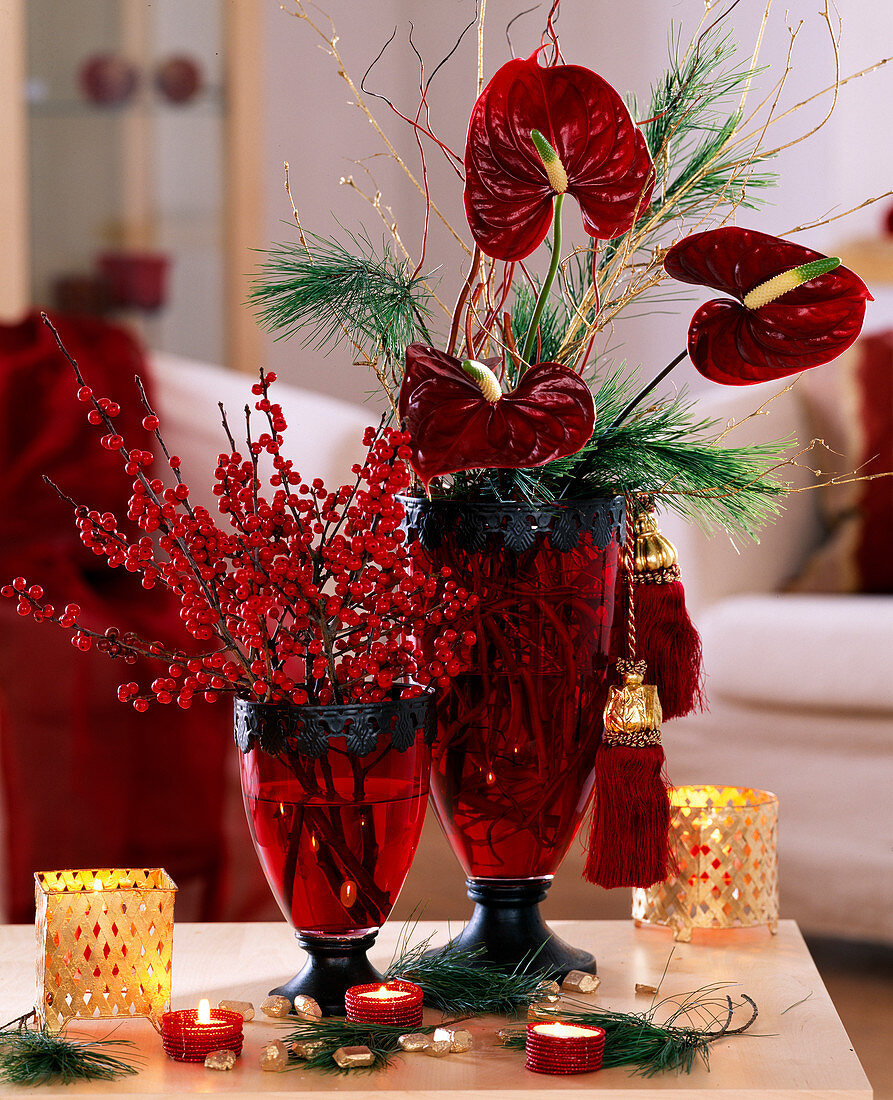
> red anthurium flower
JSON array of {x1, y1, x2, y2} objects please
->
[
  {"x1": 664, "y1": 227, "x2": 872, "y2": 384},
  {"x1": 398, "y1": 344, "x2": 595, "y2": 488},
  {"x1": 464, "y1": 51, "x2": 655, "y2": 261}
]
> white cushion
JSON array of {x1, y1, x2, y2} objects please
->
[
  {"x1": 700, "y1": 594, "x2": 893, "y2": 714},
  {"x1": 149, "y1": 352, "x2": 370, "y2": 515}
]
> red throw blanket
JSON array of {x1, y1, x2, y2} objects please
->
[
  {"x1": 855, "y1": 331, "x2": 893, "y2": 593},
  {"x1": 0, "y1": 312, "x2": 228, "y2": 922}
]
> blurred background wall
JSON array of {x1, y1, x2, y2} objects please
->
[
  {"x1": 5, "y1": 1, "x2": 891, "y2": 392},
  {"x1": 260, "y1": 0, "x2": 893, "y2": 401},
  {"x1": 2, "y1": 0, "x2": 892, "y2": 919}
]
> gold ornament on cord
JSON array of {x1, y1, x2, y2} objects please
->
[
  {"x1": 632, "y1": 785, "x2": 779, "y2": 941},
  {"x1": 602, "y1": 660, "x2": 663, "y2": 748},
  {"x1": 35, "y1": 868, "x2": 176, "y2": 1033}
]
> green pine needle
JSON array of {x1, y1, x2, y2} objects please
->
[
  {"x1": 250, "y1": 229, "x2": 432, "y2": 365},
  {"x1": 535, "y1": 367, "x2": 791, "y2": 539},
  {"x1": 510, "y1": 283, "x2": 570, "y2": 371},
  {"x1": 600, "y1": 25, "x2": 776, "y2": 284},
  {"x1": 385, "y1": 937, "x2": 549, "y2": 1015},
  {"x1": 643, "y1": 27, "x2": 777, "y2": 225},
  {"x1": 0, "y1": 1028, "x2": 140, "y2": 1086},
  {"x1": 500, "y1": 984, "x2": 759, "y2": 1077},
  {"x1": 280, "y1": 1019, "x2": 452, "y2": 1074},
  {"x1": 433, "y1": 368, "x2": 792, "y2": 539}
]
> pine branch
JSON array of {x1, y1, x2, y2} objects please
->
[
  {"x1": 280, "y1": 1018, "x2": 448, "y2": 1074},
  {"x1": 644, "y1": 27, "x2": 776, "y2": 210},
  {"x1": 386, "y1": 937, "x2": 549, "y2": 1015},
  {"x1": 0, "y1": 1029, "x2": 140, "y2": 1086},
  {"x1": 584, "y1": 23, "x2": 778, "y2": 336},
  {"x1": 250, "y1": 229, "x2": 433, "y2": 366},
  {"x1": 524, "y1": 370, "x2": 791, "y2": 539},
  {"x1": 562, "y1": 382, "x2": 789, "y2": 538},
  {"x1": 500, "y1": 985, "x2": 759, "y2": 1077}
]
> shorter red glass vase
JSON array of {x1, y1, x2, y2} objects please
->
[{"x1": 235, "y1": 693, "x2": 433, "y2": 1015}]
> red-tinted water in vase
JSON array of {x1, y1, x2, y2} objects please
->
[
  {"x1": 424, "y1": 531, "x2": 620, "y2": 879},
  {"x1": 239, "y1": 737, "x2": 429, "y2": 935}
]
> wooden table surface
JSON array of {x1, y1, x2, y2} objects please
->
[{"x1": 0, "y1": 919, "x2": 872, "y2": 1098}]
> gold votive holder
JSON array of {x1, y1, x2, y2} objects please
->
[
  {"x1": 632, "y1": 785, "x2": 778, "y2": 941},
  {"x1": 35, "y1": 868, "x2": 177, "y2": 1032}
]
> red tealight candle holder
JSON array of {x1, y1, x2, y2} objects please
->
[
  {"x1": 345, "y1": 981, "x2": 423, "y2": 1027},
  {"x1": 161, "y1": 1002, "x2": 244, "y2": 1063},
  {"x1": 525, "y1": 1021, "x2": 606, "y2": 1075}
]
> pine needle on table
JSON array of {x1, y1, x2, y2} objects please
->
[
  {"x1": 0, "y1": 1029, "x2": 141, "y2": 1086},
  {"x1": 386, "y1": 936, "x2": 550, "y2": 1016},
  {"x1": 280, "y1": 1018, "x2": 457, "y2": 1074},
  {"x1": 500, "y1": 984, "x2": 759, "y2": 1077}
]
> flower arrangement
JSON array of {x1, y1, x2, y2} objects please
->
[
  {"x1": 1, "y1": 322, "x2": 475, "y2": 709},
  {"x1": 246, "y1": 1, "x2": 882, "y2": 895},
  {"x1": 253, "y1": 1, "x2": 873, "y2": 531},
  {"x1": 1, "y1": 2, "x2": 884, "y2": 908}
]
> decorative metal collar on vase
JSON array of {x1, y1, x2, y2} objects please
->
[
  {"x1": 233, "y1": 691, "x2": 436, "y2": 757},
  {"x1": 400, "y1": 496, "x2": 625, "y2": 555}
]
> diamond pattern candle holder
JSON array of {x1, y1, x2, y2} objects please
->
[
  {"x1": 632, "y1": 786, "x2": 778, "y2": 941},
  {"x1": 35, "y1": 868, "x2": 177, "y2": 1032}
]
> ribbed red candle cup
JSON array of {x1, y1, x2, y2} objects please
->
[
  {"x1": 161, "y1": 1007, "x2": 244, "y2": 1063},
  {"x1": 525, "y1": 1021, "x2": 606, "y2": 1075},
  {"x1": 344, "y1": 980, "x2": 423, "y2": 1027}
]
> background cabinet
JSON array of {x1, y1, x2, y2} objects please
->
[{"x1": 0, "y1": 0, "x2": 262, "y2": 372}]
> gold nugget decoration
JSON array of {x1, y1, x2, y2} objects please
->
[
  {"x1": 35, "y1": 868, "x2": 176, "y2": 1033},
  {"x1": 632, "y1": 785, "x2": 779, "y2": 940}
]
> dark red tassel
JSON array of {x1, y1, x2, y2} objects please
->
[
  {"x1": 632, "y1": 511, "x2": 704, "y2": 721},
  {"x1": 634, "y1": 579, "x2": 704, "y2": 720},
  {"x1": 584, "y1": 745, "x2": 671, "y2": 889},
  {"x1": 583, "y1": 665, "x2": 672, "y2": 889}
]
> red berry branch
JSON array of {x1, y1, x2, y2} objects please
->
[{"x1": 1, "y1": 315, "x2": 476, "y2": 710}]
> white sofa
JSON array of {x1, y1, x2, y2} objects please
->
[
  {"x1": 150, "y1": 352, "x2": 371, "y2": 514},
  {"x1": 660, "y1": 382, "x2": 893, "y2": 944},
  {"x1": 5, "y1": 359, "x2": 887, "y2": 941},
  {"x1": 0, "y1": 352, "x2": 371, "y2": 923}
]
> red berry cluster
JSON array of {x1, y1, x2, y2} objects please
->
[{"x1": 2, "y1": 321, "x2": 477, "y2": 710}]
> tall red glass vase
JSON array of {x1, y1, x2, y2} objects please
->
[
  {"x1": 404, "y1": 498, "x2": 624, "y2": 978},
  {"x1": 235, "y1": 693, "x2": 433, "y2": 1014}
]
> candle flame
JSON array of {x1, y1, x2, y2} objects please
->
[
  {"x1": 533, "y1": 1022, "x2": 601, "y2": 1038},
  {"x1": 363, "y1": 985, "x2": 408, "y2": 1001},
  {"x1": 197, "y1": 999, "x2": 211, "y2": 1024}
]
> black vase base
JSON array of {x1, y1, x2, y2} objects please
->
[
  {"x1": 425, "y1": 878, "x2": 596, "y2": 982},
  {"x1": 271, "y1": 930, "x2": 382, "y2": 1016}
]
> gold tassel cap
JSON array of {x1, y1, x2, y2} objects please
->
[{"x1": 633, "y1": 511, "x2": 678, "y2": 575}]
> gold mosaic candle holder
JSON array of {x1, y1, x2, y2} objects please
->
[
  {"x1": 35, "y1": 868, "x2": 177, "y2": 1032},
  {"x1": 632, "y1": 786, "x2": 778, "y2": 942}
]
